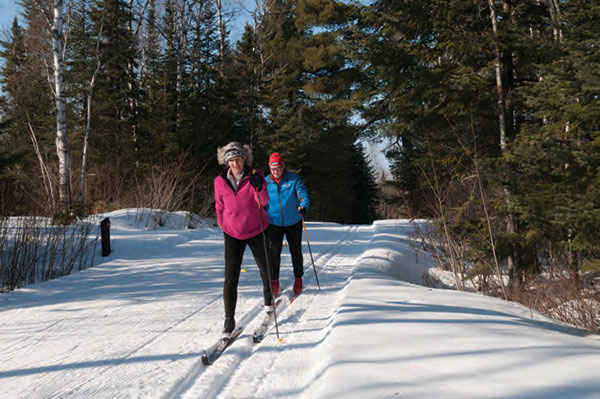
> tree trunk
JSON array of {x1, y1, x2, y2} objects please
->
[
  {"x1": 78, "y1": 17, "x2": 104, "y2": 205},
  {"x1": 547, "y1": 0, "x2": 563, "y2": 42},
  {"x1": 52, "y1": 0, "x2": 71, "y2": 212},
  {"x1": 128, "y1": 0, "x2": 140, "y2": 162},
  {"x1": 488, "y1": 0, "x2": 507, "y2": 151},
  {"x1": 216, "y1": 0, "x2": 225, "y2": 71},
  {"x1": 28, "y1": 122, "x2": 56, "y2": 210},
  {"x1": 488, "y1": 0, "x2": 518, "y2": 289},
  {"x1": 175, "y1": 6, "x2": 184, "y2": 133}
]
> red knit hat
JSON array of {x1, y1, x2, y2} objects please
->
[{"x1": 269, "y1": 152, "x2": 284, "y2": 168}]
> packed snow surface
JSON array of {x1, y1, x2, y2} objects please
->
[{"x1": 1, "y1": 209, "x2": 599, "y2": 398}]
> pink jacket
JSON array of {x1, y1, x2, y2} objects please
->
[{"x1": 214, "y1": 168, "x2": 269, "y2": 240}]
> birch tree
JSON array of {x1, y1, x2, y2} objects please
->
[
  {"x1": 52, "y1": 0, "x2": 71, "y2": 211},
  {"x1": 216, "y1": 0, "x2": 225, "y2": 69},
  {"x1": 77, "y1": 15, "x2": 104, "y2": 204}
]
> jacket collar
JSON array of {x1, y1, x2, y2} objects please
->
[
  {"x1": 220, "y1": 166, "x2": 250, "y2": 191},
  {"x1": 268, "y1": 170, "x2": 286, "y2": 184}
]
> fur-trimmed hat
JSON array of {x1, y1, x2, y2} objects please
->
[{"x1": 217, "y1": 142, "x2": 253, "y2": 166}]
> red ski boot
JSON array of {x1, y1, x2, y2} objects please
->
[{"x1": 293, "y1": 277, "x2": 302, "y2": 294}]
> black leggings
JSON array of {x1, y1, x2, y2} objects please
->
[
  {"x1": 269, "y1": 221, "x2": 304, "y2": 280},
  {"x1": 223, "y1": 232, "x2": 272, "y2": 318}
]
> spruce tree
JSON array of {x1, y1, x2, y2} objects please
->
[
  {"x1": 231, "y1": 25, "x2": 266, "y2": 152},
  {"x1": 505, "y1": 0, "x2": 600, "y2": 272},
  {"x1": 88, "y1": 0, "x2": 140, "y2": 204},
  {"x1": 137, "y1": 0, "x2": 172, "y2": 160},
  {"x1": 0, "y1": 8, "x2": 56, "y2": 214},
  {"x1": 253, "y1": 0, "x2": 376, "y2": 223},
  {"x1": 0, "y1": 18, "x2": 28, "y2": 213}
]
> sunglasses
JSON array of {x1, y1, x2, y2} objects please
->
[{"x1": 270, "y1": 165, "x2": 283, "y2": 171}]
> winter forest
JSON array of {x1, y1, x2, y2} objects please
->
[{"x1": 0, "y1": 0, "x2": 599, "y2": 332}]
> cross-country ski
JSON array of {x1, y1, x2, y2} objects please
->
[
  {"x1": 201, "y1": 325, "x2": 244, "y2": 366},
  {"x1": 252, "y1": 289, "x2": 301, "y2": 343}
]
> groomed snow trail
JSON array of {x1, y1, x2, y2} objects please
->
[
  {"x1": 176, "y1": 225, "x2": 364, "y2": 399},
  {"x1": 1, "y1": 212, "x2": 599, "y2": 399}
]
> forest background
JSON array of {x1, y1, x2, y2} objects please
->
[{"x1": 0, "y1": 0, "x2": 598, "y2": 330}]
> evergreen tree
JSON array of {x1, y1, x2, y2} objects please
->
[
  {"x1": 0, "y1": 18, "x2": 28, "y2": 213},
  {"x1": 87, "y1": 0, "x2": 140, "y2": 204},
  {"x1": 254, "y1": 0, "x2": 376, "y2": 223},
  {"x1": 357, "y1": 0, "x2": 501, "y2": 215},
  {"x1": 138, "y1": 0, "x2": 172, "y2": 160},
  {"x1": 231, "y1": 24, "x2": 265, "y2": 151},
  {"x1": 186, "y1": 0, "x2": 238, "y2": 162},
  {"x1": 92, "y1": 0, "x2": 138, "y2": 152},
  {"x1": 65, "y1": 0, "x2": 97, "y2": 146},
  {"x1": 157, "y1": 0, "x2": 183, "y2": 157},
  {"x1": 354, "y1": 0, "x2": 588, "y2": 285},
  {"x1": 505, "y1": 0, "x2": 600, "y2": 272},
  {"x1": 0, "y1": 8, "x2": 56, "y2": 214}
]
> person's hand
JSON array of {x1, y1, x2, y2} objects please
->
[
  {"x1": 249, "y1": 173, "x2": 263, "y2": 190},
  {"x1": 298, "y1": 207, "x2": 307, "y2": 216}
]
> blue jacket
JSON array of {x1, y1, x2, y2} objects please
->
[{"x1": 266, "y1": 171, "x2": 310, "y2": 227}]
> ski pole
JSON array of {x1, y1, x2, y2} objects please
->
[
  {"x1": 300, "y1": 213, "x2": 321, "y2": 291},
  {"x1": 255, "y1": 184, "x2": 282, "y2": 342}
]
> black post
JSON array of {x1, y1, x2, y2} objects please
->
[{"x1": 100, "y1": 217, "x2": 111, "y2": 257}]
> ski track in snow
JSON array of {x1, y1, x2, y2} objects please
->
[
  {"x1": 2, "y1": 215, "x2": 599, "y2": 399},
  {"x1": 1, "y1": 224, "x2": 229, "y2": 399},
  {"x1": 219, "y1": 226, "x2": 363, "y2": 399},
  {"x1": 171, "y1": 225, "x2": 361, "y2": 399}
]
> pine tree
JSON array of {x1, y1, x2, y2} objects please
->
[
  {"x1": 87, "y1": 0, "x2": 140, "y2": 204},
  {"x1": 505, "y1": 0, "x2": 600, "y2": 273},
  {"x1": 231, "y1": 24, "x2": 266, "y2": 152},
  {"x1": 252, "y1": 0, "x2": 376, "y2": 223},
  {"x1": 1, "y1": 7, "x2": 57, "y2": 214},
  {"x1": 186, "y1": 0, "x2": 236, "y2": 161},
  {"x1": 137, "y1": 0, "x2": 172, "y2": 160},
  {"x1": 0, "y1": 18, "x2": 29, "y2": 213},
  {"x1": 355, "y1": 0, "x2": 576, "y2": 282}
]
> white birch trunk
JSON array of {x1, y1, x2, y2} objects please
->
[
  {"x1": 52, "y1": 0, "x2": 71, "y2": 210},
  {"x1": 548, "y1": 0, "x2": 563, "y2": 42},
  {"x1": 128, "y1": 0, "x2": 139, "y2": 158},
  {"x1": 78, "y1": 17, "x2": 104, "y2": 204},
  {"x1": 487, "y1": 0, "x2": 507, "y2": 151},
  {"x1": 28, "y1": 122, "x2": 56, "y2": 209},
  {"x1": 175, "y1": 3, "x2": 184, "y2": 132},
  {"x1": 78, "y1": 86, "x2": 93, "y2": 204},
  {"x1": 216, "y1": 0, "x2": 225, "y2": 69}
]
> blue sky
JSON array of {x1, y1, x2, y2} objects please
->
[
  {"x1": 0, "y1": 1, "x2": 19, "y2": 31},
  {"x1": 0, "y1": 1, "x2": 250, "y2": 41}
]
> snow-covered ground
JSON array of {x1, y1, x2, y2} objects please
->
[{"x1": 1, "y1": 209, "x2": 599, "y2": 399}]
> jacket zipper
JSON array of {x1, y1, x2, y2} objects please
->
[{"x1": 277, "y1": 182, "x2": 285, "y2": 226}]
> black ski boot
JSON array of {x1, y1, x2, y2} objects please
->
[{"x1": 222, "y1": 316, "x2": 235, "y2": 338}]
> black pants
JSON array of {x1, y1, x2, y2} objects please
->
[
  {"x1": 223, "y1": 232, "x2": 272, "y2": 319},
  {"x1": 269, "y1": 221, "x2": 304, "y2": 280}
]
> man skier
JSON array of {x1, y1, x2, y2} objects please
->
[{"x1": 265, "y1": 153, "x2": 310, "y2": 295}]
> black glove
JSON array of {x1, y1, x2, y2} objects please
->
[
  {"x1": 249, "y1": 173, "x2": 263, "y2": 190},
  {"x1": 298, "y1": 207, "x2": 307, "y2": 216}
]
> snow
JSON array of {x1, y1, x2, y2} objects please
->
[{"x1": 1, "y1": 210, "x2": 599, "y2": 399}]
